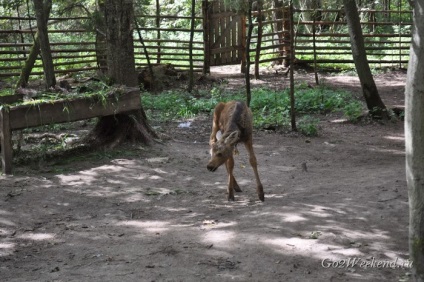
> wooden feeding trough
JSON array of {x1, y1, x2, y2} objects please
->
[{"x1": 0, "y1": 87, "x2": 141, "y2": 174}]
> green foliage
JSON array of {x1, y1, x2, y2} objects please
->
[
  {"x1": 142, "y1": 83, "x2": 365, "y2": 134},
  {"x1": 249, "y1": 88, "x2": 289, "y2": 128},
  {"x1": 141, "y1": 87, "x2": 244, "y2": 120},
  {"x1": 297, "y1": 116, "x2": 319, "y2": 136},
  {"x1": 222, "y1": 0, "x2": 250, "y2": 13},
  {"x1": 343, "y1": 100, "x2": 364, "y2": 121}
]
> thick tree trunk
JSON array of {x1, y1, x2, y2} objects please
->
[
  {"x1": 17, "y1": 0, "x2": 52, "y2": 88},
  {"x1": 33, "y1": 0, "x2": 56, "y2": 89},
  {"x1": 16, "y1": 33, "x2": 41, "y2": 88},
  {"x1": 104, "y1": 0, "x2": 137, "y2": 87},
  {"x1": 95, "y1": 2, "x2": 108, "y2": 73},
  {"x1": 343, "y1": 0, "x2": 388, "y2": 119},
  {"x1": 405, "y1": 1, "x2": 424, "y2": 281},
  {"x1": 87, "y1": 0, "x2": 157, "y2": 148}
]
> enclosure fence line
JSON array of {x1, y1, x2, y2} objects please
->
[{"x1": 0, "y1": 1, "x2": 412, "y2": 79}]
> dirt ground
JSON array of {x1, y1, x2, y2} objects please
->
[{"x1": 0, "y1": 67, "x2": 410, "y2": 282}]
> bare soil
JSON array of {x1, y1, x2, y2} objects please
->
[{"x1": 0, "y1": 67, "x2": 410, "y2": 282}]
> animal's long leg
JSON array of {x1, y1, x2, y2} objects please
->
[{"x1": 244, "y1": 140, "x2": 265, "y2": 202}]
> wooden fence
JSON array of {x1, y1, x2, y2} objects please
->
[
  {"x1": 293, "y1": 7, "x2": 412, "y2": 68},
  {"x1": 0, "y1": 1, "x2": 412, "y2": 79}
]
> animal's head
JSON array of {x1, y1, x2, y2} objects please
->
[{"x1": 207, "y1": 131, "x2": 239, "y2": 172}]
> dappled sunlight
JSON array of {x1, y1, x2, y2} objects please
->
[
  {"x1": 57, "y1": 163, "x2": 136, "y2": 186},
  {"x1": 201, "y1": 181, "x2": 225, "y2": 187},
  {"x1": 52, "y1": 158, "x2": 181, "y2": 202},
  {"x1": 202, "y1": 230, "x2": 236, "y2": 246},
  {"x1": 149, "y1": 175, "x2": 163, "y2": 180},
  {"x1": 122, "y1": 193, "x2": 147, "y2": 202},
  {"x1": 17, "y1": 233, "x2": 56, "y2": 241},
  {"x1": 0, "y1": 242, "x2": 15, "y2": 256},
  {"x1": 330, "y1": 118, "x2": 349, "y2": 123},
  {"x1": 0, "y1": 209, "x2": 13, "y2": 216},
  {"x1": 367, "y1": 147, "x2": 405, "y2": 155},
  {"x1": 235, "y1": 178, "x2": 252, "y2": 186},
  {"x1": 56, "y1": 173, "x2": 96, "y2": 186},
  {"x1": 117, "y1": 220, "x2": 170, "y2": 233},
  {"x1": 0, "y1": 217, "x2": 16, "y2": 227},
  {"x1": 331, "y1": 247, "x2": 363, "y2": 257},
  {"x1": 110, "y1": 159, "x2": 139, "y2": 167},
  {"x1": 200, "y1": 221, "x2": 237, "y2": 230},
  {"x1": 384, "y1": 135, "x2": 405, "y2": 142},
  {"x1": 264, "y1": 237, "x2": 344, "y2": 260},
  {"x1": 79, "y1": 164, "x2": 128, "y2": 177},
  {"x1": 263, "y1": 192, "x2": 286, "y2": 200},
  {"x1": 319, "y1": 225, "x2": 391, "y2": 241},
  {"x1": 151, "y1": 168, "x2": 170, "y2": 174},
  {"x1": 303, "y1": 204, "x2": 345, "y2": 217},
  {"x1": 281, "y1": 213, "x2": 308, "y2": 222},
  {"x1": 0, "y1": 90, "x2": 408, "y2": 282}
]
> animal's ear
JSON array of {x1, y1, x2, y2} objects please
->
[
  {"x1": 216, "y1": 130, "x2": 223, "y2": 141},
  {"x1": 224, "y1": 131, "x2": 239, "y2": 145}
]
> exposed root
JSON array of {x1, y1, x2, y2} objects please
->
[{"x1": 84, "y1": 109, "x2": 158, "y2": 149}]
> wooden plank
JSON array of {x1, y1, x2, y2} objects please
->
[
  {"x1": 9, "y1": 89, "x2": 141, "y2": 131},
  {"x1": 214, "y1": 0, "x2": 221, "y2": 65},
  {"x1": 202, "y1": 0, "x2": 211, "y2": 74},
  {"x1": 210, "y1": 46, "x2": 242, "y2": 55},
  {"x1": 232, "y1": 14, "x2": 237, "y2": 61},
  {"x1": 0, "y1": 107, "x2": 13, "y2": 174},
  {"x1": 0, "y1": 94, "x2": 24, "y2": 105}
]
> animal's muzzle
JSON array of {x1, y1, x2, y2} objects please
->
[{"x1": 207, "y1": 165, "x2": 217, "y2": 172}]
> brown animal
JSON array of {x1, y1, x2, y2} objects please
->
[{"x1": 207, "y1": 101, "x2": 265, "y2": 202}]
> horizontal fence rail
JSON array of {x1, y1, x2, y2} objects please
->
[
  {"x1": 292, "y1": 7, "x2": 412, "y2": 68},
  {"x1": 0, "y1": 2, "x2": 412, "y2": 79}
]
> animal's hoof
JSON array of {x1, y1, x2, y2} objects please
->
[
  {"x1": 258, "y1": 193, "x2": 265, "y2": 202},
  {"x1": 228, "y1": 195, "x2": 235, "y2": 201},
  {"x1": 234, "y1": 185, "x2": 242, "y2": 193}
]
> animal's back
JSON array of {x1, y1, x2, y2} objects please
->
[{"x1": 218, "y1": 101, "x2": 252, "y2": 143}]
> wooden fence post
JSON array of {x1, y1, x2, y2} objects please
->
[
  {"x1": 202, "y1": 0, "x2": 211, "y2": 74},
  {"x1": 254, "y1": 0, "x2": 263, "y2": 79},
  {"x1": 283, "y1": 5, "x2": 291, "y2": 67},
  {"x1": 289, "y1": 1, "x2": 296, "y2": 132},
  {"x1": 240, "y1": 13, "x2": 247, "y2": 73},
  {"x1": 0, "y1": 107, "x2": 13, "y2": 175}
]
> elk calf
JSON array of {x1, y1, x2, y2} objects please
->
[{"x1": 207, "y1": 101, "x2": 265, "y2": 202}]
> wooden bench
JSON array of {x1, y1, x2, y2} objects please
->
[{"x1": 0, "y1": 88, "x2": 141, "y2": 174}]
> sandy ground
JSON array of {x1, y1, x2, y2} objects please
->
[{"x1": 0, "y1": 68, "x2": 411, "y2": 281}]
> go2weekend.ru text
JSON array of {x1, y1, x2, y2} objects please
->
[{"x1": 321, "y1": 257, "x2": 413, "y2": 269}]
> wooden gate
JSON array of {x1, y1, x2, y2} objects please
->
[{"x1": 203, "y1": 0, "x2": 246, "y2": 72}]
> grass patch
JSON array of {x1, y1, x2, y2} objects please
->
[{"x1": 142, "y1": 83, "x2": 365, "y2": 134}]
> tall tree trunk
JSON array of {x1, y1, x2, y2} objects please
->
[
  {"x1": 104, "y1": 0, "x2": 137, "y2": 87},
  {"x1": 299, "y1": 0, "x2": 321, "y2": 33},
  {"x1": 17, "y1": 0, "x2": 52, "y2": 88},
  {"x1": 16, "y1": 32, "x2": 42, "y2": 88},
  {"x1": 343, "y1": 0, "x2": 388, "y2": 119},
  {"x1": 33, "y1": 0, "x2": 56, "y2": 89},
  {"x1": 87, "y1": 0, "x2": 157, "y2": 148},
  {"x1": 405, "y1": 1, "x2": 424, "y2": 280},
  {"x1": 95, "y1": 1, "x2": 108, "y2": 73}
]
